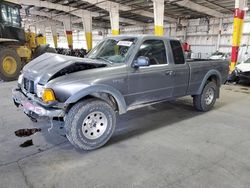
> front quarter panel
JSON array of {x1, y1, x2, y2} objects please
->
[{"x1": 65, "y1": 84, "x2": 127, "y2": 114}]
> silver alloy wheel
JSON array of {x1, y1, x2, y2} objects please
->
[
  {"x1": 82, "y1": 111, "x2": 108, "y2": 140},
  {"x1": 205, "y1": 87, "x2": 214, "y2": 105}
]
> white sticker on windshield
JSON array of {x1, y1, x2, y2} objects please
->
[{"x1": 117, "y1": 41, "x2": 133, "y2": 47}]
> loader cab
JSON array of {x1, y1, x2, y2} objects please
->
[{"x1": 0, "y1": 1, "x2": 25, "y2": 43}]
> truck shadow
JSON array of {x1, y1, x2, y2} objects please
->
[
  {"x1": 37, "y1": 97, "x2": 225, "y2": 153},
  {"x1": 106, "y1": 97, "x2": 223, "y2": 148}
]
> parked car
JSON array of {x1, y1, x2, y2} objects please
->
[
  {"x1": 230, "y1": 58, "x2": 250, "y2": 82},
  {"x1": 209, "y1": 51, "x2": 231, "y2": 60},
  {"x1": 12, "y1": 35, "x2": 229, "y2": 150}
]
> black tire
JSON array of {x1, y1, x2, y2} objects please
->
[
  {"x1": 0, "y1": 47, "x2": 22, "y2": 81},
  {"x1": 65, "y1": 99, "x2": 116, "y2": 150},
  {"x1": 193, "y1": 81, "x2": 218, "y2": 112}
]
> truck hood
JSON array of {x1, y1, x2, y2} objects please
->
[{"x1": 22, "y1": 53, "x2": 107, "y2": 85}]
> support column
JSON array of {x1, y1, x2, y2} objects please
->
[
  {"x1": 82, "y1": 10, "x2": 92, "y2": 51},
  {"x1": 216, "y1": 18, "x2": 223, "y2": 51},
  {"x1": 51, "y1": 25, "x2": 58, "y2": 48},
  {"x1": 64, "y1": 17, "x2": 73, "y2": 49},
  {"x1": 109, "y1": 2, "x2": 119, "y2": 35},
  {"x1": 153, "y1": 0, "x2": 165, "y2": 36},
  {"x1": 230, "y1": 0, "x2": 247, "y2": 72}
]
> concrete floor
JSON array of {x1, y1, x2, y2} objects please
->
[{"x1": 0, "y1": 81, "x2": 250, "y2": 188}]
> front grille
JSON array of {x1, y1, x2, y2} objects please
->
[{"x1": 23, "y1": 77, "x2": 35, "y2": 93}]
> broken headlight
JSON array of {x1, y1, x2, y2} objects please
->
[
  {"x1": 36, "y1": 84, "x2": 45, "y2": 98},
  {"x1": 17, "y1": 74, "x2": 23, "y2": 85},
  {"x1": 235, "y1": 67, "x2": 242, "y2": 73}
]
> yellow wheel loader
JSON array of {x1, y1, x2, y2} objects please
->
[{"x1": 0, "y1": 1, "x2": 56, "y2": 81}]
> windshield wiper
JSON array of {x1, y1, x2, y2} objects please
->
[{"x1": 95, "y1": 57, "x2": 113, "y2": 64}]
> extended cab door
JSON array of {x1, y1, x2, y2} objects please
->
[
  {"x1": 126, "y1": 39, "x2": 175, "y2": 106},
  {"x1": 169, "y1": 40, "x2": 190, "y2": 97}
]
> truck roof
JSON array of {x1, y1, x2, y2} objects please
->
[{"x1": 106, "y1": 35, "x2": 180, "y2": 41}]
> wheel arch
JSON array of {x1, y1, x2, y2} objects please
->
[
  {"x1": 65, "y1": 84, "x2": 127, "y2": 114},
  {"x1": 197, "y1": 70, "x2": 222, "y2": 97}
]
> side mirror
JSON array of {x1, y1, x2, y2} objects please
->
[{"x1": 133, "y1": 56, "x2": 150, "y2": 68}]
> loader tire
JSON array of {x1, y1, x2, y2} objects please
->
[{"x1": 0, "y1": 47, "x2": 22, "y2": 81}]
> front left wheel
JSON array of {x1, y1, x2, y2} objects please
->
[{"x1": 65, "y1": 99, "x2": 116, "y2": 150}]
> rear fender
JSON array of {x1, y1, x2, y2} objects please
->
[
  {"x1": 197, "y1": 70, "x2": 222, "y2": 97},
  {"x1": 65, "y1": 84, "x2": 127, "y2": 114}
]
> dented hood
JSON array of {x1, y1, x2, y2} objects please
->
[{"x1": 22, "y1": 53, "x2": 107, "y2": 85}]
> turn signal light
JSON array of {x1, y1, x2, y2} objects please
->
[{"x1": 42, "y1": 88, "x2": 56, "y2": 103}]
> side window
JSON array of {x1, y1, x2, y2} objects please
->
[
  {"x1": 10, "y1": 7, "x2": 20, "y2": 27},
  {"x1": 1, "y1": 5, "x2": 20, "y2": 27},
  {"x1": 170, "y1": 40, "x2": 185, "y2": 64},
  {"x1": 1, "y1": 5, "x2": 11, "y2": 24},
  {"x1": 136, "y1": 39, "x2": 167, "y2": 65}
]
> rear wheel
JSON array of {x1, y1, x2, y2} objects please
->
[
  {"x1": 193, "y1": 81, "x2": 218, "y2": 112},
  {"x1": 65, "y1": 99, "x2": 116, "y2": 150},
  {"x1": 0, "y1": 47, "x2": 22, "y2": 81}
]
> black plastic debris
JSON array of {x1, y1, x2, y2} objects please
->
[
  {"x1": 19, "y1": 139, "x2": 33, "y2": 147},
  {"x1": 15, "y1": 128, "x2": 41, "y2": 137}
]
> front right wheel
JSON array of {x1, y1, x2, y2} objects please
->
[
  {"x1": 65, "y1": 99, "x2": 116, "y2": 150},
  {"x1": 193, "y1": 81, "x2": 218, "y2": 112}
]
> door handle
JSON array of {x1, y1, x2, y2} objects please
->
[{"x1": 165, "y1": 70, "x2": 175, "y2": 76}]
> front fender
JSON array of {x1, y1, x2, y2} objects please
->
[
  {"x1": 197, "y1": 69, "x2": 222, "y2": 96},
  {"x1": 65, "y1": 84, "x2": 127, "y2": 114}
]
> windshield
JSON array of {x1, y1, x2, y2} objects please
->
[
  {"x1": 1, "y1": 4, "x2": 21, "y2": 27},
  {"x1": 87, "y1": 38, "x2": 136, "y2": 63}
]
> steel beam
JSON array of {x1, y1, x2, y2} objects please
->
[{"x1": 169, "y1": 0, "x2": 223, "y2": 18}]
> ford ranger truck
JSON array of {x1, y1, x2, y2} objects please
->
[{"x1": 12, "y1": 35, "x2": 229, "y2": 150}]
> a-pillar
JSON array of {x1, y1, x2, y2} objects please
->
[
  {"x1": 64, "y1": 17, "x2": 73, "y2": 49},
  {"x1": 82, "y1": 10, "x2": 92, "y2": 51},
  {"x1": 51, "y1": 25, "x2": 58, "y2": 48},
  {"x1": 109, "y1": 2, "x2": 119, "y2": 35},
  {"x1": 153, "y1": 0, "x2": 165, "y2": 36},
  {"x1": 230, "y1": 0, "x2": 247, "y2": 72}
]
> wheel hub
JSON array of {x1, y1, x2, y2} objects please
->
[
  {"x1": 205, "y1": 87, "x2": 214, "y2": 105},
  {"x1": 82, "y1": 111, "x2": 108, "y2": 140},
  {"x1": 2, "y1": 56, "x2": 17, "y2": 75}
]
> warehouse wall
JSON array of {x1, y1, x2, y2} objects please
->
[
  {"x1": 42, "y1": 12, "x2": 250, "y2": 61},
  {"x1": 120, "y1": 13, "x2": 250, "y2": 61}
]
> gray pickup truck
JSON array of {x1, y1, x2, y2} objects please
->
[{"x1": 13, "y1": 35, "x2": 229, "y2": 150}]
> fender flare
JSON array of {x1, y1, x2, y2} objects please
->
[
  {"x1": 65, "y1": 84, "x2": 127, "y2": 114},
  {"x1": 197, "y1": 69, "x2": 222, "y2": 95}
]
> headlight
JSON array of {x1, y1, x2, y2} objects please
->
[
  {"x1": 36, "y1": 84, "x2": 45, "y2": 98},
  {"x1": 42, "y1": 88, "x2": 56, "y2": 103},
  {"x1": 18, "y1": 74, "x2": 23, "y2": 85}
]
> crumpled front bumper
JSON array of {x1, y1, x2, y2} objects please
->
[{"x1": 12, "y1": 88, "x2": 65, "y2": 118}]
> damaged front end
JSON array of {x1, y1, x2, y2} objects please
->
[
  {"x1": 12, "y1": 53, "x2": 108, "y2": 121},
  {"x1": 12, "y1": 87, "x2": 65, "y2": 121},
  {"x1": 238, "y1": 71, "x2": 250, "y2": 80}
]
